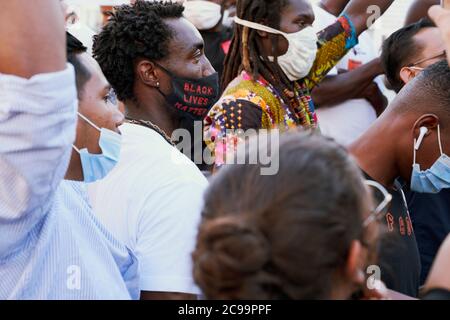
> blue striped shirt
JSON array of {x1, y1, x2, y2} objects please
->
[{"x1": 0, "y1": 66, "x2": 139, "y2": 299}]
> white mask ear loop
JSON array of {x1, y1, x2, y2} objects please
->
[
  {"x1": 73, "y1": 113, "x2": 101, "y2": 154},
  {"x1": 77, "y1": 112, "x2": 101, "y2": 132},
  {"x1": 234, "y1": 16, "x2": 287, "y2": 38},
  {"x1": 413, "y1": 125, "x2": 443, "y2": 165},
  {"x1": 437, "y1": 124, "x2": 443, "y2": 156},
  {"x1": 413, "y1": 138, "x2": 417, "y2": 165},
  {"x1": 72, "y1": 144, "x2": 81, "y2": 153}
]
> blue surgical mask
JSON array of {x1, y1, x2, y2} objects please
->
[
  {"x1": 72, "y1": 113, "x2": 122, "y2": 183},
  {"x1": 411, "y1": 125, "x2": 450, "y2": 193}
]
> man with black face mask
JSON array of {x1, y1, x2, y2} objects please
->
[{"x1": 90, "y1": 1, "x2": 213, "y2": 300}]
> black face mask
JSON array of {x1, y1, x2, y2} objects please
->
[{"x1": 155, "y1": 62, "x2": 220, "y2": 121}]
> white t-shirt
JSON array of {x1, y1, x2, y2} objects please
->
[
  {"x1": 88, "y1": 123, "x2": 208, "y2": 294},
  {"x1": 313, "y1": 5, "x2": 378, "y2": 146}
]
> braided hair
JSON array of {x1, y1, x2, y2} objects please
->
[{"x1": 222, "y1": 0, "x2": 296, "y2": 110}]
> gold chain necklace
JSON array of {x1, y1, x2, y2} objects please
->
[{"x1": 126, "y1": 117, "x2": 175, "y2": 146}]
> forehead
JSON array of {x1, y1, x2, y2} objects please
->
[
  {"x1": 414, "y1": 27, "x2": 446, "y2": 54},
  {"x1": 164, "y1": 17, "x2": 203, "y2": 53},
  {"x1": 282, "y1": 0, "x2": 314, "y2": 18}
]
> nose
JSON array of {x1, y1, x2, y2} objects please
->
[
  {"x1": 114, "y1": 109, "x2": 125, "y2": 133},
  {"x1": 202, "y1": 59, "x2": 216, "y2": 77},
  {"x1": 118, "y1": 101, "x2": 126, "y2": 115}
]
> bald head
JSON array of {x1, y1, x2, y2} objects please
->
[{"x1": 350, "y1": 61, "x2": 450, "y2": 188}]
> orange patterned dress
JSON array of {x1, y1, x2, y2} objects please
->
[{"x1": 204, "y1": 15, "x2": 358, "y2": 166}]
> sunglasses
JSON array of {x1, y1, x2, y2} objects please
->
[
  {"x1": 363, "y1": 180, "x2": 393, "y2": 227},
  {"x1": 409, "y1": 50, "x2": 447, "y2": 67}
]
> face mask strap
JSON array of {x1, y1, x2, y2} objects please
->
[
  {"x1": 438, "y1": 124, "x2": 443, "y2": 155},
  {"x1": 78, "y1": 112, "x2": 101, "y2": 132},
  {"x1": 72, "y1": 144, "x2": 81, "y2": 154},
  {"x1": 234, "y1": 17, "x2": 286, "y2": 37},
  {"x1": 408, "y1": 66, "x2": 424, "y2": 72},
  {"x1": 152, "y1": 61, "x2": 173, "y2": 99},
  {"x1": 413, "y1": 124, "x2": 443, "y2": 165},
  {"x1": 153, "y1": 61, "x2": 174, "y2": 78},
  {"x1": 413, "y1": 138, "x2": 417, "y2": 165},
  {"x1": 74, "y1": 113, "x2": 101, "y2": 156}
]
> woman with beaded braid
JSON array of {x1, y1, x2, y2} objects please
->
[{"x1": 204, "y1": 0, "x2": 395, "y2": 168}]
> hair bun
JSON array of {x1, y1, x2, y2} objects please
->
[{"x1": 193, "y1": 216, "x2": 270, "y2": 296}]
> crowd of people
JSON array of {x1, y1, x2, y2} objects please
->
[{"x1": 1, "y1": 0, "x2": 450, "y2": 300}]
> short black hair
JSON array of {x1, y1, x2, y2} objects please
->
[
  {"x1": 93, "y1": 0, "x2": 184, "y2": 101},
  {"x1": 380, "y1": 18, "x2": 435, "y2": 93},
  {"x1": 395, "y1": 60, "x2": 450, "y2": 119},
  {"x1": 66, "y1": 32, "x2": 90, "y2": 99}
]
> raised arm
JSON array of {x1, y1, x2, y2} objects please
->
[
  {"x1": 320, "y1": 0, "x2": 351, "y2": 17},
  {"x1": 405, "y1": 0, "x2": 440, "y2": 25},
  {"x1": 305, "y1": 1, "x2": 395, "y2": 89},
  {"x1": 0, "y1": 0, "x2": 66, "y2": 77},
  {"x1": 429, "y1": 5, "x2": 450, "y2": 65},
  {"x1": 343, "y1": 0, "x2": 395, "y2": 36},
  {"x1": 311, "y1": 58, "x2": 383, "y2": 107},
  {"x1": 0, "y1": 0, "x2": 77, "y2": 255}
]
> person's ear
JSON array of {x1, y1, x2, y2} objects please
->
[
  {"x1": 412, "y1": 114, "x2": 439, "y2": 141},
  {"x1": 399, "y1": 66, "x2": 420, "y2": 85},
  {"x1": 136, "y1": 60, "x2": 160, "y2": 88},
  {"x1": 345, "y1": 240, "x2": 366, "y2": 286}
]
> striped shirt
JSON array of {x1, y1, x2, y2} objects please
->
[{"x1": 0, "y1": 66, "x2": 139, "y2": 299}]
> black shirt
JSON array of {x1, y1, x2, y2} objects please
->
[
  {"x1": 404, "y1": 188, "x2": 450, "y2": 285},
  {"x1": 364, "y1": 172, "x2": 421, "y2": 297}
]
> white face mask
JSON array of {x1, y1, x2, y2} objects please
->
[
  {"x1": 222, "y1": 6, "x2": 236, "y2": 28},
  {"x1": 183, "y1": 0, "x2": 222, "y2": 31},
  {"x1": 234, "y1": 17, "x2": 318, "y2": 81}
]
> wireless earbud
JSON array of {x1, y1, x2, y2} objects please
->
[{"x1": 414, "y1": 127, "x2": 429, "y2": 150}]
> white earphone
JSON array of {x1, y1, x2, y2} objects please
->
[{"x1": 414, "y1": 127, "x2": 429, "y2": 150}]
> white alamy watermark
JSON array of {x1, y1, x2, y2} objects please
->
[
  {"x1": 66, "y1": 265, "x2": 81, "y2": 291},
  {"x1": 366, "y1": 5, "x2": 382, "y2": 29},
  {"x1": 366, "y1": 264, "x2": 382, "y2": 290},
  {"x1": 170, "y1": 121, "x2": 280, "y2": 176}
]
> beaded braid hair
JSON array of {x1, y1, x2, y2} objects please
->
[{"x1": 222, "y1": 0, "x2": 299, "y2": 114}]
